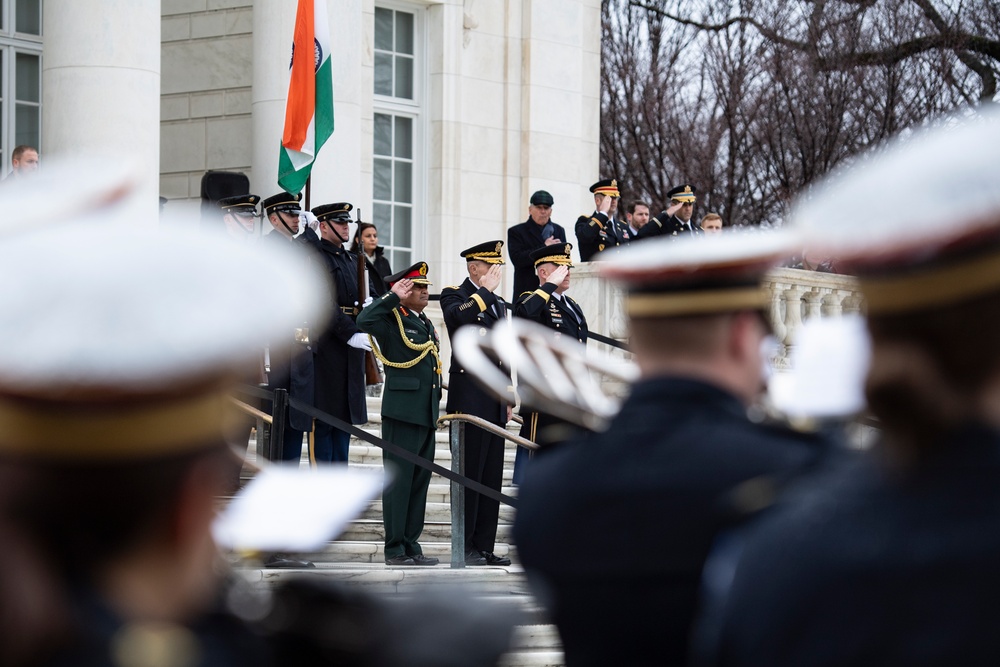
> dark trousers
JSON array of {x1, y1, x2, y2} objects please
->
[
  {"x1": 280, "y1": 427, "x2": 305, "y2": 464},
  {"x1": 464, "y1": 424, "x2": 505, "y2": 553},
  {"x1": 314, "y1": 422, "x2": 351, "y2": 463},
  {"x1": 381, "y1": 417, "x2": 435, "y2": 559}
]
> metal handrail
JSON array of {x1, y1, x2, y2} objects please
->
[
  {"x1": 436, "y1": 413, "x2": 538, "y2": 451},
  {"x1": 436, "y1": 413, "x2": 538, "y2": 568}
]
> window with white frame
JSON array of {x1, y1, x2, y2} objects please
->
[
  {"x1": 0, "y1": 0, "x2": 42, "y2": 176},
  {"x1": 373, "y1": 5, "x2": 420, "y2": 272}
]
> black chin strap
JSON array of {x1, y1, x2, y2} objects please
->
[{"x1": 325, "y1": 220, "x2": 348, "y2": 243}]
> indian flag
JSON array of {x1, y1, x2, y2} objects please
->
[{"x1": 277, "y1": 0, "x2": 334, "y2": 194}]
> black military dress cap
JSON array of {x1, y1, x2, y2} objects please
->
[
  {"x1": 601, "y1": 230, "x2": 799, "y2": 318},
  {"x1": 218, "y1": 193, "x2": 260, "y2": 214},
  {"x1": 386, "y1": 261, "x2": 433, "y2": 286},
  {"x1": 589, "y1": 179, "x2": 620, "y2": 197},
  {"x1": 530, "y1": 190, "x2": 554, "y2": 206},
  {"x1": 666, "y1": 184, "x2": 697, "y2": 203},
  {"x1": 529, "y1": 243, "x2": 574, "y2": 268},
  {"x1": 795, "y1": 105, "x2": 1000, "y2": 316},
  {"x1": 262, "y1": 191, "x2": 303, "y2": 215},
  {"x1": 461, "y1": 240, "x2": 506, "y2": 265},
  {"x1": 312, "y1": 202, "x2": 353, "y2": 223}
]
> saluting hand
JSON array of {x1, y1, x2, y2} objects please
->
[
  {"x1": 480, "y1": 264, "x2": 502, "y2": 293},
  {"x1": 391, "y1": 278, "x2": 414, "y2": 300},
  {"x1": 666, "y1": 201, "x2": 684, "y2": 217},
  {"x1": 598, "y1": 194, "x2": 612, "y2": 215},
  {"x1": 546, "y1": 265, "x2": 569, "y2": 286}
]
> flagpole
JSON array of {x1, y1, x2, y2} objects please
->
[{"x1": 305, "y1": 175, "x2": 312, "y2": 210}]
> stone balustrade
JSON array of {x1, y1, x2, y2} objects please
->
[{"x1": 568, "y1": 263, "x2": 864, "y2": 368}]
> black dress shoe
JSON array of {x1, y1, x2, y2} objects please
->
[
  {"x1": 465, "y1": 549, "x2": 488, "y2": 566},
  {"x1": 479, "y1": 551, "x2": 511, "y2": 566},
  {"x1": 264, "y1": 553, "x2": 315, "y2": 569},
  {"x1": 409, "y1": 554, "x2": 439, "y2": 566},
  {"x1": 385, "y1": 554, "x2": 416, "y2": 565}
]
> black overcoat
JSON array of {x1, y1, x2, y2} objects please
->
[{"x1": 507, "y1": 217, "x2": 568, "y2": 302}]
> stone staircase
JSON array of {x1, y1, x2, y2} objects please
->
[{"x1": 233, "y1": 393, "x2": 564, "y2": 666}]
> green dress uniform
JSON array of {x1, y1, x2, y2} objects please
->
[{"x1": 356, "y1": 282, "x2": 442, "y2": 561}]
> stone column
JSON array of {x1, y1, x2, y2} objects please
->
[
  {"x1": 251, "y1": 0, "x2": 295, "y2": 201},
  {"x1": 42, "y1": 0, "x2": 161, "y2": 220}
]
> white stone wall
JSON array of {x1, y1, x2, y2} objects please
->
[{"x1": 160, "y1": 0, "x2": 254, "y2": 214}]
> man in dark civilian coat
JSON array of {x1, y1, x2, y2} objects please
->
[
  {"x1": 575, "y1": 178, "x2": 632, "y2": 260},
  {"x1": 260, "y1": 191, "x2": 316, "y2": 465},
  {"x1": 507, "y1": 190, "x2": 567, "y2": 302},
  {"x1": 305, "y1": 201, "x2": 375, "y2": 463},
  {"x1": 513, "y1": 231, "x2": 827, "y2": 667},
  {"x1": 636, "y1": 183, "x2": 699, "y2": 240},
  {"x1": 357, "y1": 261, "x2": 442, "y2": 566},
  {"x1": 512, "y1": 243, "x2": 588, "y2": 482},
  {"x1": 441, "y1": 240, "x2": 513, "y2": 567}
]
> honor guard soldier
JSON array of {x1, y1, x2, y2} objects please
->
[
  {"x1": 0, "y1": 163, "x2": 518, "y2": 667},
  {"x1": 513, "y1": 243, "x2": 589, "y2": 482},
  {"x1": 514, "y1": 230, "x2": 828, "y2": 667},
  {"x1": 441, "y1": 240, "x2": 513, "y2": 566},
  {"x1": 709, "y1": 107, "x2": 1000, "y2": 667},
  {"x1": 303, "y1": 202, "x2": 374, "y2": 463},
  {"x1": 357, "y1": 262, "x2": 442, "y2": 566},
  {"x1": 636, "y1": 184, "x2": 699, "y2": 239},
  {"x1": 575, "y1": 178, "x2": 632, "y2": 260},
  {"x1": 218, "y1": 193, "x2": 260, "y2": 240},
  {"x1": 259, "y1": 191, "x2": 317, "y2": 468},
  {"x1": 508, "y1": 189, "x2": 568, "y2": 302}
]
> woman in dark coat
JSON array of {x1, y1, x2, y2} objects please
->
[{"x1": 352, "y1": 222, "x2": 393, "y2": 297}]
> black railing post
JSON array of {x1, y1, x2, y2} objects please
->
[
  {"x1": 268, "y1": 388, "x2": 288, "y2": 462},
  {"x1": 450, "y1": 420, "x2": 466, "y2": 569}
]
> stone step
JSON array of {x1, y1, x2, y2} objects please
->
[
  {"x1": 236, "y1": 561, "x2": 530, "y2": 595},
  {"x1": 349, "y1": 442, "x2": 520, "y2": 466},
  {"x1": 360, "y1": 500, "x2": 517, "y2": 525},
  {"x1": 499, "y1": 625, "x2": 565, "y2": 667},
  {"x1": 338, "y1": 518, "x2": 514, "y2": 544},
  {"x1": 301, "y1": 540, "x2": 518, "y2": 565}
]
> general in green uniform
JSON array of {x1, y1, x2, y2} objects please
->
[{"x1": 357, "y1": 261, "x2": 443, "y2": 566}]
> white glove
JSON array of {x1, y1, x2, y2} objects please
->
[
  {"x1": 301, "y1": 211, "x2": 320, "y2": 232},
  {"x1": 362, "y1": 295, "x2": 374, "y2": 309},
  {"x1": 348, "y1": 332, "x2": 372, "y2": 351}
]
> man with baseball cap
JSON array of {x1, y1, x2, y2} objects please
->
[{"x1": 508, "y1": 189, "x2": 568, "y2": 302}]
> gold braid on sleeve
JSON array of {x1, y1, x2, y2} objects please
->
[{"x1": 367, "y1": 309, "x2": 442, "y2": 374}]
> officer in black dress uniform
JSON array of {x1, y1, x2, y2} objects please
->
[
  {"x1": 705, "y1": 108, "x2": 1000, "y2": 667},
  {"x1": 512, "y1": 243, "x2": 588, "y2": 483},
  {"x1": 507, "y1": 190, "x2": 568, "y2": 302},
  {"x1": 260, "y1": 191, "x2": 317, "y2": 466},
  {"x1": 575, "y1": 178, "x2": 632, "y2": 260},
  {"x1": 636, "y1": 183, "x2": 699, "y2": 240},
  {"x1": 307, "y1": 202, "x2": 374, "y2": 463},
  {"x1": 513, "y1": 230, "x2": 829, "y2": 667},
  {"x1": 441, "y1": 240, "x2": 513, "y2": 566}
]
